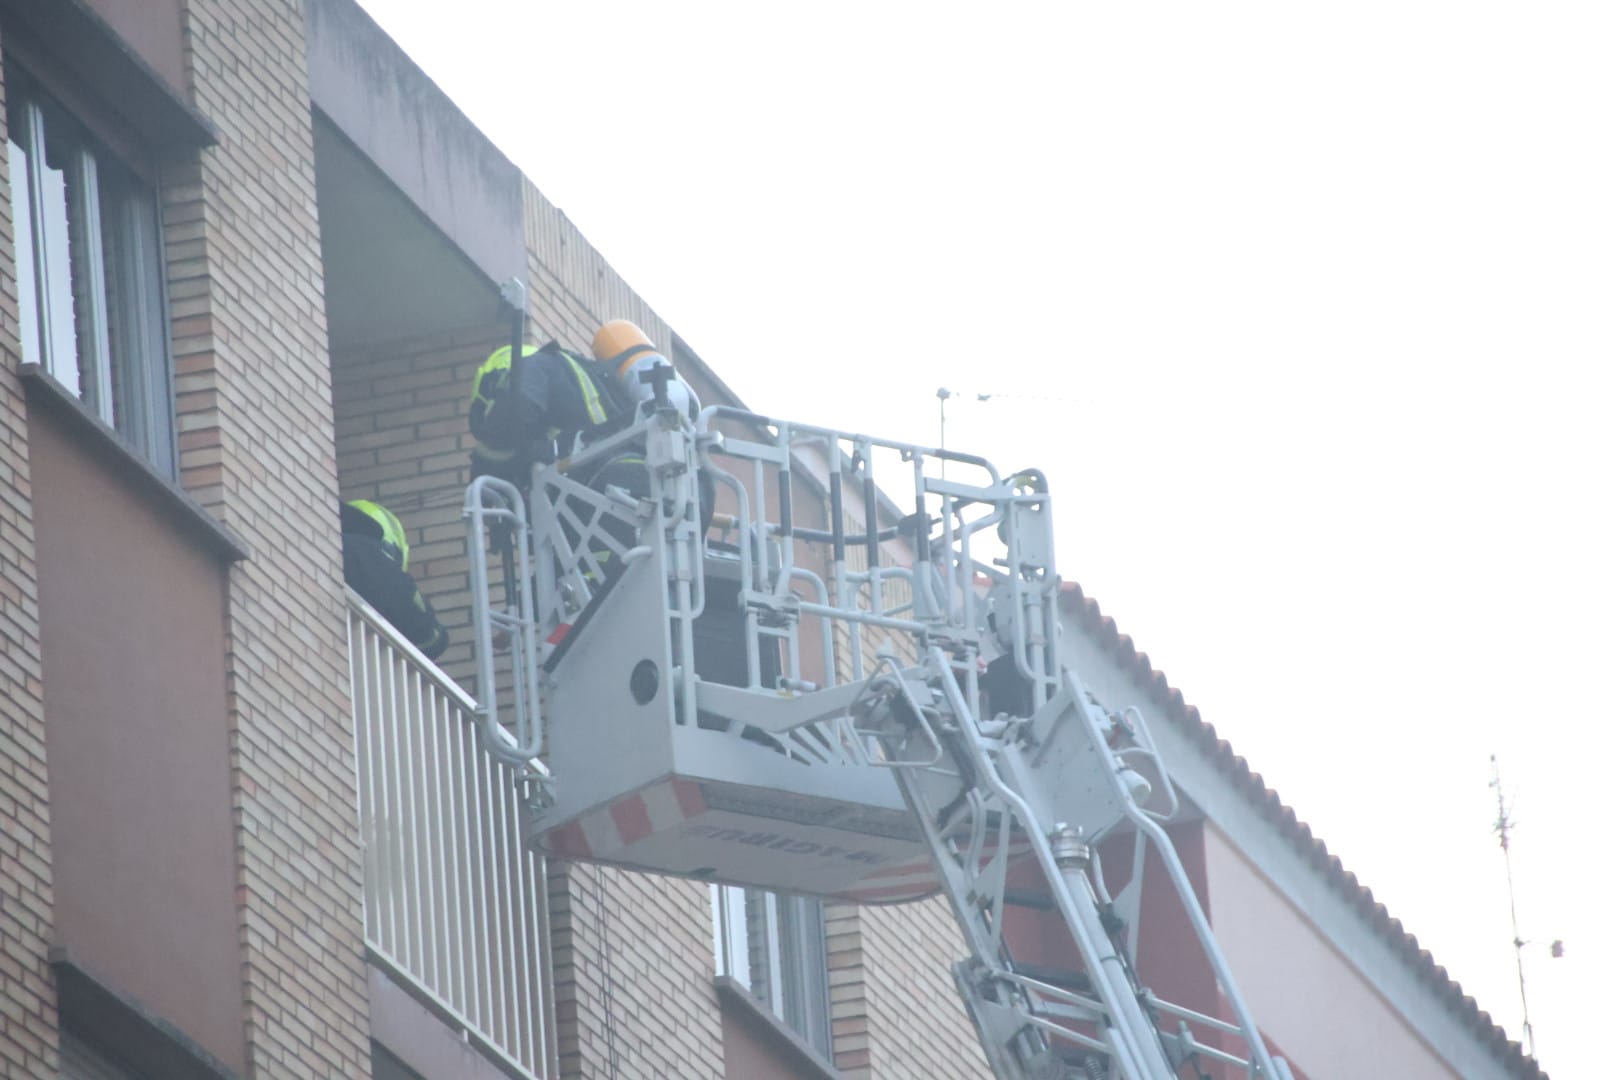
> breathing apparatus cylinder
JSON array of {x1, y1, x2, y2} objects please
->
[
  {"x1": 591, "y1": 319, "x2": 700, "y2": 422},
  {"x1": 590, "y1": 318, "x2": 716, "y2": 536}
]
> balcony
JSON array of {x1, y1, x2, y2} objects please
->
[{"x1": 347, "y1": 589, "x2": 557, "y2": 1079}]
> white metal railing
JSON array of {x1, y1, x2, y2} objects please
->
[{"x1": 347, "y1": 589, "x2": 557, "y2": 1078}]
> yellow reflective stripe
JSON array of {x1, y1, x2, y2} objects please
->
[
  {"x1": 469, "y1": 344, "x2": 538, "y2": 407},
  {"x1": 470, "y1": 346, "x2": 511, "y2": 408},
  {"x1": 564, "y1": 355, "x2": 608, "y2": 425}
]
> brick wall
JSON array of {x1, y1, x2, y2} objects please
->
[
  {"x1": 167, "y1": 0, "x2": 371, "y2": 1075},
  {"x1": 829, "y1": 898, "x2": 992, "y2": 1078},
  {"x1": 524, "y1": 186, "x2": 678, "y2": 380},
  {"x1": 331, "y1": 324, "x2": 501, "y2": 692},
  {"x1": 328, "y1": 183, "x2": 739, "y2": 1079},
  {"x1": 548, "y1": 865, "x2": 727, "y2": 1079},
  {"x1": 329, "y1": 160, "x2": 994, "y2": 1079},
  {"x1": 333, "y1": 324, "x2": 738, "y2": 1078},
  {"x1": 0, "y1": 35, "x2": 61, "y2": 1079}
]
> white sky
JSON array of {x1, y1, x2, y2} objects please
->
[{"x1": 357, "y1": 3, "x2": 1617, "y2": 1074}]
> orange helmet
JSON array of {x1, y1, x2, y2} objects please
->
[{"x1": 592, "y1": 319, "x2": 658, "y2": 377}]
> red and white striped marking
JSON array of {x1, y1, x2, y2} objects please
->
[
  {"x1": 541, "y1": 777, "x2": 708, "y2": 860},
  {"x1": 540, "y1": 779, "x2": 1031, "y2": 904}
]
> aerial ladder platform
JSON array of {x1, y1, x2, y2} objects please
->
[{"x1": 464, "y1": 391, "x2": 1295, "y2": 1080}]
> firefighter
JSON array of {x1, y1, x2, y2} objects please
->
[
  {"x1": 466, "y1": 322, "x2": 713, "y2": 545},
  {"x1": 341, "y1": 499, "x2": 450, "y2": 660},
  {"x1": 467, "y1": 339, "x2": 623, "y2": 484}
]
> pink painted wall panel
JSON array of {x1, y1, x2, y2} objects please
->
[
  {"x1": 81, "y1": 0, "x2": 187, "y2": 91},
  {"x1": 1204, "y1": 826, "x2": 1459, "y2": 1080}
]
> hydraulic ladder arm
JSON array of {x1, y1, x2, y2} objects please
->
[
  {"x1": 849, "y1": 647, "x2": 1294, "y2": 1080},
  {"x1": 463, "y1": 405, "x2": 1294, "y2": 1080}
]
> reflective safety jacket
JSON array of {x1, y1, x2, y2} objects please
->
[
  {"x1": 469, "y1": 341, "x2": 628, "y2": 481},
  {"x1": 341, "y1": 500, "x2": 450, "y2": 660}
]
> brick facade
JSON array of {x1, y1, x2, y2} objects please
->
[
  {"x1": 548, "y1": 865, "x2": 728, "y2": 1079},
  {"x1": 330, "y1": 183, "x2": 745, "y2": 1080},
  {"x1": 829, "y1": 899, "x2": 993, "y2": 1079},
  {"x1": 4, "y1": 5, "x2": 1402, "y2": 1079},
  {"x1": 331, "y1": 324, "x2": 501, "y2": 689},
  {"x1": 523, "y1": 185, "x2": 673, "y2": 363},
  {"x1": 0, "y1": 4, "x2": 1553, "y2": 1076},
  {"x1": 168, "y1": 0, "x2": 371, "y2": 1075},
  {"x1": 0, "y1": 29, "x2": 60, "y2": 1078},
  {"x1": 0, "y1": 3, "x2": 1033, "y2": 1078}
]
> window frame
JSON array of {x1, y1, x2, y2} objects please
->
[
  {"x1": 712, "y1": 883, "x2": 833, "y2": 1058},
  {"x1": 6, "y1": 63, "x2": 178, "y2": 477}
]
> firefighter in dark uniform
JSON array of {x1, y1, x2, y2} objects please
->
[
  {"x1": 341, "y1": 499, "x2": 450, "y2": 660},
  {"x1": 467, "y1": 340, "x2": 618, "y2": 483},
  {"x1": 468, "y1": 323, "x2": 714, "y2": 535}
]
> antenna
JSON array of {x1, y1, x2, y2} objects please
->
[
  {"x1": 934, "y1": 386, "x2": 1088, "y2": 453},
  {"x1": 1490, "y1": 754, "x2": 1536, "y2": 1058},
  {"x1": 935, "y1": 388, "x2": 994, "y2": 453}
]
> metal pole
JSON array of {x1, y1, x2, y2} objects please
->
[
  {"x1": 1491, "y1": 754, "x2": 1536, "y2": 1058},
  {"x1": 497, "y1": 278, "x2": 528, "y2": 610}
]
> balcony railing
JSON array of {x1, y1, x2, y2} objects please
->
[{"x1": 347, "y1": 589, "x2": 557, "y2": 1078}]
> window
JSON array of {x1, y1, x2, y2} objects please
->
[
  {"x1": 7, "y1": 72, "x2": 175, "y2": 475},
  {"x1": 712, "y1": 884, "x2": 832, "y2": 1056}
]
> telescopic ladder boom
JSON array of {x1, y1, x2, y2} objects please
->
[{"x1": 464, "y1": 401, "x2": 1294, "y2": 1080}]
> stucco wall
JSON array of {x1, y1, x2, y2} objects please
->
[
  {"x1": 79, "y1": 0, "x2": 186, "y2": 93},
  {"x1": 1205, "y1": 825, "x2": 1458, "y2": 1079},
  {"x1": 30, "y1": 405, "x2": 243, "y2": 1073}
]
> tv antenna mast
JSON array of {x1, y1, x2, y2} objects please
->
[
  {"x1": 935, "y1": 387, "x2": 991, "y2": 452},
  {"x1": 1490, "y1": 753, "x2": 1541, "y2": 1059}
]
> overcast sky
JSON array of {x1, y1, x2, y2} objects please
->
[{"x1": 357, "y1": 3, "x2": 1617, "y2": 1073}]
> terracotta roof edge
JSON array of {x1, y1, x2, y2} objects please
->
[{"x1": 1054, "y1": 580, "x2": 1545, "y2": 1078}]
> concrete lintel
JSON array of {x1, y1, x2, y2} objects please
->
[{"x1": 304, "y1": 0, "x2": 524, "y2": 289}]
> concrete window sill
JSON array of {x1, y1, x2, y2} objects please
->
[
  {"x1": 51, "y1": 946, "x2": 240, "y2": 1080},
  {"x1": 714, "y1": 974, "x2": 842, "y2": 1080}
]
